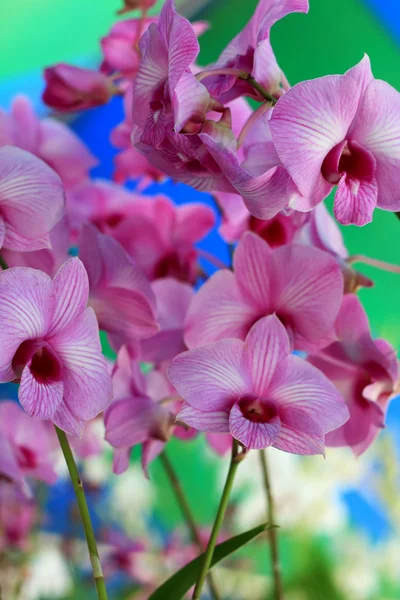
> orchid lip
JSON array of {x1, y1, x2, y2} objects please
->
[
  {"x1": 237, "y1": 394, "x2": 279, "y2": 424},
  {"x1": 16, "y1": 445, "x2": 38, "y2": 470},
  {"x1": 321, "y1": 140, "x2": 376, "y2": 185},
  {"x1": 12, "y1": 339, "x2": 63, "y2": 383}
]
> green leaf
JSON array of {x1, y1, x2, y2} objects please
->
[{"x1": 149, "y1": 522, "x2": 270, "y2": 600}]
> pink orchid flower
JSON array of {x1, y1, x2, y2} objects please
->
[
  {"x1": 197, "y1": 101, "x2": 303, "y2": 219},
  {"x1": 0, "y1": 146, "x2": 65, "y2": 252},
  {"x1": 111, "y1": 83, "x2": 166, "y2": 187},
  {"x1": 0, "y1": 259, "x2": 112, "y2": 436},
  {"x1": 308, "y1": 294, "x2": 398, "y2": 455},
  {"x1": 216, "y1": 190, "x2": 307, "y2": 245},
  {"x1": 0, "y1": 484, "x2": 36, "y2": 551},
  {"x1": 133, "y1": 0, "x2": 210, "y2": 147},
  {"x1": 114, "y1": 195, "x2": 215, "y2": 283},
  {"x1": 79, "y1": 224, "x2": 159, "y2": 349},
  {"x1": 205, "y1": 0, "x2": 309, "y2": 103},
  {"x1": 129, "y1": 0, "x2": 308, "y2": 220},
  {"x1": 0, "y1": 401, "x2": 58, "y2": 486},
  {"x1": 77, "y1": 182, "x2": 215, "y2": 284},
  {"x1": 270, "y1": 55, "x2": 400, "y2": 225},
  {"x1": 132, "y1": 1, "x2": 240, "y2": 194},
  {"x1": 101, "y1": 18, "x2": 157, "y2": 77},
  {"x1": 169, "y1": 315, "x2": 348, "y2": 452},
  {"x1": 185, "y1": 232, "x2": 343, "y2": 352},
  {"x1": 104, "y1": 347, "x2": 180, "y2": 476},
  {"x1": 0, "y1": 96, "x2": 97, "y2": 189},
  {"x1": 102, "y1": 530, "x2": 147, "y2": 581},
  {"x1": 43, "y1": 64, "x2": 115, "y2": 112}
]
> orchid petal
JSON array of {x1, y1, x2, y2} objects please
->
[
  {"x1": 53, "y1": 402, "x2": 85, "y2": 437},
  {"x1": 168, "y1": 338, "x2": 248, "y2": 412},
  {"x1": 0, "y1": 146, "x2": 65, "y2": 250},
  {"x1": 349, "y1": 79, "x2": 400, "y2": 210},
  {"x1": 142, "y1": 439, "x2": 165, "y2": 478},
  {"x1": 270, "y1": 75, "x2": 360, "y2": 200},
  {"x1": 104, "y1": 396, "x2": 156, "y2": 448},
  {"x1": 0, "y1": 267, "x2": 54, "y2": 380},
  {"x1": 112, "y1": 448, "x2": 131, "y2": 475},
  {"x1": 49, "y1": 258, "x2": 89, "y2": 335},
  {"x1": 177, "y1": 403, "x2": 230, "y2": 432},
  {"x1": 200, "y1": 129, "x2": 290, "y2": 220},
  {"x1": 273, "y1": 425, "x2": 325, "y2": 455},
  {"x1": 271, "y1": 244, "x2": 343, "y2": 351},
  {"x1": 244, "y1": 315, "x2": 291, "y2": 396},
  {"x1": 229, "y1": 402, "x2": 281, "y2": 450},
  {"x1": 49, "y1": 308, "x2": 112, "y2": 420},
  {"x1": 184, "y1": 270, "x2": 258, "y2": 348},
  {"x1": 333, "y1": 174, "x2": 378, "y2": 226},
  {"x1": 233, "y1": 232, "x2": 273, "y2": 310},
  {"x1": 175, "y1": 203, "x2": 215, "y2": 245},
  {"x1": 19, "y1": 361, "x2": 63, "y2": 420},
  {"x1": 345, "y1": 54, "x2": 374, "y2": 96},
  {"x1": 269, "y1": 354, "x2": 349, "y2": 433}
]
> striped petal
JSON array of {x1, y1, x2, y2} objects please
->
[
  {"x1": 229, "y1": 402, "x2": 280, "y2": 450},
  {"x1": 48, "y1": 258, "x2": 89, "y2": 335},
  {"x1": 0, "y1": 267, "x2": 54, "y2": 380},
  {"x1": 244, "y1": 315, "x2": 291, "y2": 396},
  {"x1": 0, "y1": 146, "x2": 64, "y2": 251},
  {"x1": 177, "y1": 403, "x2": 230, "y2": 433},
  {"x1": 49, "y1": 308, "x2": 112, "y2": 420},
  {"x1": 168, "y1": 338, "x2": 248, "y2": 412}
]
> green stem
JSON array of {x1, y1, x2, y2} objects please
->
[
  {"x1": 259, "y1": 450, "x2": 283, "y2": 600},
  {"x1": 240, "y1": 74, "x2": 278, "y2": 105},
  {"x1": 192, "y1": 440, "x2": 243, "y2": 599},
  {"x1": 160, "y1": 452, "x2": 221, "y2": 600},
  {"x1": 55, "y1": 426, "x2": 108, "y2": 600},
  {"x1": 0, "y1": 255, "x2": 8, "y2": 270}
]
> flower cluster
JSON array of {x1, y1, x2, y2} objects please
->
[
  {"x1": 1, "y1": 0, "x2": 399, "y2": 596},
  {"x1": 0, "y1": 0, "x2": 397, "y2": 479}
]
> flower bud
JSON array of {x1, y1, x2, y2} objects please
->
[{"x1": 43, "y1": 64, "x2": 115, "y2": 112}]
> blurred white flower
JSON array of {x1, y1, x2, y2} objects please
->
[
  {"x1": 224, "y1": 446, "x2": 368, "y2": 535},
  {"x1": 20, "y1": 535, "x2": 72, "y2": 599},
  {"x1": 334, "y1": 533, "x2": 379, "y2": 600},
  {"x1": 109, "y1": 464, "x2": 154, "y2": 536}
]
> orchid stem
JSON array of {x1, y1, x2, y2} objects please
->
[
  {"x1": 195, "y1": 68, "x2": 278, "y2": 105},
  {"x1": 0, "y1": 255, "x2": 8, "y2": 270},
  {"x1": 197, "y1": 248, "x2": 229, "y2": 271},
  {"x1": 347, "y1": 254, "x2": 400, "y2": 274},
  {"x1": 55, "y1": 426, "x2": 108, "y2": 600},
  {"x1": 192, "y1": 439, "x2": 243, "y2": 599},
  {"x1": 160, "y1": 452, "x2": 221, "y2": 600},
  {"x1": 240, "y1": 74, "x2": 277, "y2": 105},
  {"x1": 259, "y1": 450, "x2": 283, "y2": 600}
]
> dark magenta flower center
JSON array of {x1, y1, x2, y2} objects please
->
[
  {"x1": 249, "y1": 216, "x2": 290, "y2": 248},
  {"x1": 12, "y1": 340, "x2": 62, "y2": 383},
  {"x1": 238, "y1": 394, "x2": 279, "y2": 423},
  {"x1": 16, "y1": 445, "x2": 37, "y2": 470},
  {"x1": 322, "y1": 140, "x2": 375, "y2": 184},
  {"x1": 154, "y1": 250, "x2": 195, "y2": 283}
]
